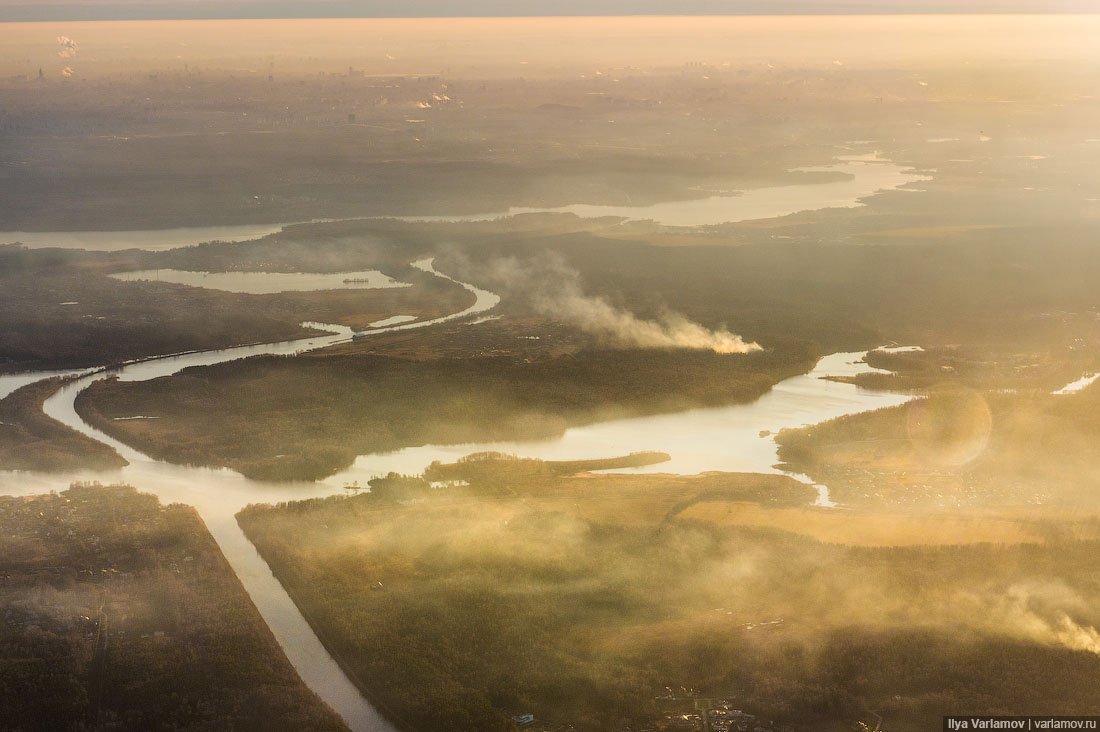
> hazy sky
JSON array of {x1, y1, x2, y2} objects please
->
[{"x1": 2, "y1": 0, "x2": 1097, "y2": 22}]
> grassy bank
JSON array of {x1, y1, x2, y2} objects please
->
[{"x1": 0, "y1": 377, "x2": 126, "y2": 473}]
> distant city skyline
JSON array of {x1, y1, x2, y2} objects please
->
[{"x1": 2, "y1": 0, "x2": 1098, "y2": 22}]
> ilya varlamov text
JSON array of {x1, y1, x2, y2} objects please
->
[{"x1": 945, "y1": 719, "x2": 1099, "y2": 730}]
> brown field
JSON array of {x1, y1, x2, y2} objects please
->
[
  {"x1": 860, "y1": 224, "x2": 1011, "y2": 239},
  {"x1": 677, "y1": 500, "x2": 1044, "y2": 546}
]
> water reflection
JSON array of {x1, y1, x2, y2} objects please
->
[{"x1": 325, "y1": 352, "x2": 914, "y2": 496}]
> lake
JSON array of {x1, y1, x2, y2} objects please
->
[{"x1": 108, "y1": 268, "x2": 410, "y2": 294}]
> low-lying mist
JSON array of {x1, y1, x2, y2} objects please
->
[
  {"x1": 240, "y1": 473, "x2": 1100, "y2": 730},
  {"x1": 334, "y1": 496, "x2": 1100, "y2": 659}
]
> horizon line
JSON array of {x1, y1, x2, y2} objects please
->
[{"x1": 3, "y1": 2, "x2": 1099, "y2": 23}]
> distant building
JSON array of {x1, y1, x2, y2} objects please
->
[{"x1": 668, "y1": 714, "x2": 702, "y2": 731}]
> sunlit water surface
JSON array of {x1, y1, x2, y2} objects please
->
[{"x1": 402, "y1": 159, "x2": 927, "y2": 227}]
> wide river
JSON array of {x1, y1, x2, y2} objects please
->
[
  {"x1": 402, "y1": 157, "x2": 928, "y2": 228},
  {"x1": 0, "y1": 160, "x2": 926, "y2": 731},
  {"x1": 1, "y1": 157, "x2": 926, "y2": 251}
]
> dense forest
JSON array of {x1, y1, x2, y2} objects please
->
[
  {"x1": 776, "y1": 370, "x2": 1100, "y2": 511},
  {"x1": 238, "y1": 460, "x2": 1100, "y2": 732},
  {"x1": 0, "y1": 484, "x2": 349, "y2": 732},
  {"x1": 0, "y1": 243, "x2": 471, "y2": 371}
]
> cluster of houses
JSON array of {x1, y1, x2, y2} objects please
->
[
  {"x1": 499, "y1": 696, "x2": 794, "y2": 732},
  {"x1": 653, "y1": 699, "x2": 790, "y2": 732}
]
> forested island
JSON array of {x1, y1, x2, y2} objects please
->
[{"x1": 75, "y1": 346, "x2": 816, "y2": 480}]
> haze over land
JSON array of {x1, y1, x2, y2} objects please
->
[
  {"x1": 1, "y1": 0, "x2": 1096, "y2": 21},
  {"x1": 3, "y1": 11, "x2": 1100, "y2": 732}
]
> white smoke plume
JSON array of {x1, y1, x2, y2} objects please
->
[
  {"x1": 61, "y1": 66, "x2": 74, "y2": 78},
  {"x1": 482, "y1": 253, "x2": 761, "y2": 354},
  {"x1": 987, "y1": 582, "x2": 1100, "y2": 655},
  {"x1": 57, "y1": 36, "x2": 79, "y2": 59},
  {"x1": 1053, "y1": 613, "x2": 1100, "y2": 654}
]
